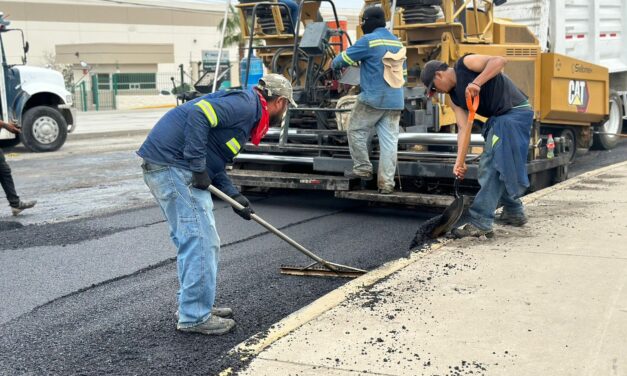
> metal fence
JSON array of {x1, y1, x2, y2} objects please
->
[{"x1": 72, "y1": 72, "x2": 191, "y2": 112}]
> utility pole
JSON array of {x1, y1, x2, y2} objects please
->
[{"x1": 213, "y1": 0, "x2": 231, "y2": 93}]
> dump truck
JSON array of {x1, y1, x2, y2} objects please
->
[
  {"x1": 225, "y1": 0, "x2": 613, "y2": 207},
  {"x1": 0, "y1": 13, "x2": 76, "y2": 152},
  {"x1": 495, "y1": 0, "x2": 626, "y2": 152}
]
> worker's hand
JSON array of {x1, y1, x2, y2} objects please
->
[
  {"x1": 453, "y1": 162, "x2": 467, "y2": 180},
  {"x1": 230, "y1": 194, "x2": 254, "y2": 220},
  {"x1": 191, "y1": 171, "x2": 211, "y2": 190},
  {"x1": 465, "y1": 82, "x2": 481, "y2": 100},
  {"x1": 2, "y1": 121, "x2": 21, "y2": 135}
]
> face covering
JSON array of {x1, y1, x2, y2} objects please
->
[
  {"x1": 361, "y1": 7, "x2": 386, "y2": 34},
  {"x1": 251, "y1": 89, "x2": 270, "y2": 146}
]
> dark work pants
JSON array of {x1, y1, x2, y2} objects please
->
[{"x1": 0, "y1": 148, "x2": 20, "y2": 207}]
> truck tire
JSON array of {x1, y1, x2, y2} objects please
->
[
  {"x1": 20, "y1": 106, "x2": 68, "y2": 152},
  {"x1": 593, "y1": 93, "x2": 624, "y2": 150}
]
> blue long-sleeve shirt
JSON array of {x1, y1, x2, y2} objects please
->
[
  {"x1": 137, "y1": 90, "x2": 262, "y2": 196},
  {"x1": 332, "y1": 27, "x2": 406, "y2": 110}
]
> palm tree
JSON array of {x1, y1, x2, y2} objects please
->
[{"x1": 217, "y1": 5, "x2": 245, "y2": 63}]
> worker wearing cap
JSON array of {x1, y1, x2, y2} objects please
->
[
  {"x1": 332, "y1": 6, "x2": 406, "y2": 194},
  {"x1": 421, "y1": 55, "x2": 533, "y2": 238},
  {"x1": 137, "y1": 74, "x2": 296, "y2": 336}
]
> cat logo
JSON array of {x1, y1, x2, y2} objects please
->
[{"x1": 568, "y1": 80, "x2": 589, "y2": 113}]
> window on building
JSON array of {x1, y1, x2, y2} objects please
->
[
  {"x1": 96, "y1": 74, "x2": 111, "y2": 90},
  {"x1": 115, "y1": 73, "x2": 157, "y2": 90}
]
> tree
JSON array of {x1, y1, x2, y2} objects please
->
[
  {"x1": 217, "y1": 5, "x2": 245, "y2": 63},
  {"x1": 42, "y1": 50, "x2": 74, "y2": 91}
]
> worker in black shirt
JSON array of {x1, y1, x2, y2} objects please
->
[{"x1": 421, "y1": 54, "x2": 533, "y2": 238}]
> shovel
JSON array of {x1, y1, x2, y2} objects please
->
[
  {"x1": 429, "y1": 95, "x2": 479, "y2": 238},
  {"x1": 208, "y1": 185, "x2": 367, "y2": 278}
]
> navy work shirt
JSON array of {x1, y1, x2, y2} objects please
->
[{"x1": 137, "y1": 90, "x2": 262, "y2": 196}]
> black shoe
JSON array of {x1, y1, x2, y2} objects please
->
[
  {"x1": 11, "y1": 200, "x2": 37, "y2": 216},
  {"x1": 344, "y1": 170, "x2": 373, "y2": 180},
  {"x1": 452, "y1": 223, "x2": 494, "y2": 239},
  {"x1": 497, "y1": 211, "x2": 528, "y2": 227}
]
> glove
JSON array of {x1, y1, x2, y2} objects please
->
[
  {"x1": 191, "y1": 171, "x2": 211, "y2": 190},
  {"x1": 230, "y1": 193, "x2": 254, "y2": 220}
]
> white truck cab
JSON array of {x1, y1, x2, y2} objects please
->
[{"x1": 0, "y1": 13, "x2": 75, "y2": 152}]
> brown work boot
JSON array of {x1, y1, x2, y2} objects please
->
[
  {"x1": 452, "y1": 223, "x2": 494, "y2": 239},
  {"x1": 344, "y1": 170, "x2": 373, "y2": 181},
  {"x1": 177, "y1": 315, "x2": 235, "y2": 336},
  {"x1": 11, "y1": 200, "x2": 37, "y2": 216},
  {"x1": 176, "y1": 307, "x2": 233, "y2": 320}
]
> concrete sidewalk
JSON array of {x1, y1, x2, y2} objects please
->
[{"x1": 235, "y1": 161, "x2": 627, "y2": 376}]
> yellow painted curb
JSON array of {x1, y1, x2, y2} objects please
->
[{"x1": 131, "y1": 104, "x2": 176, "y2": 110}]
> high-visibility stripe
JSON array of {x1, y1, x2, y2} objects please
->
[
  {"x1": 226, "y1": 137, "x2": 241, "y2": 155},
  {"x1": 194, "y1": 100, "x2": 218, "y2": 127},
  {"x1": 492, "y1": 134, "x2": 500, "y2": 147},
  {"x1": 341, "y1": 51, "x2": 355, "y2": 65},
  {"x1": 368, "y1": 39, "x2": 403, "y2": 48}
]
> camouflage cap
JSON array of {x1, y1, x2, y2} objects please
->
[{"x1": 258, "y1": 74, "x2": 298, "y2": 107}]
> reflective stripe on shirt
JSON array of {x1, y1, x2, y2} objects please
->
[
  {"x1": 368, "y1": 39, "x2": 403, "y2": 48},
  {"x1": 195, "y1": 100, "x2": 218, "y2": 127},
  {"x1": 226, "y1": 137, "x2": 241, "y2": 155}
]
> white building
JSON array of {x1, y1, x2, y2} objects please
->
[{"x1": 0, "y1": 0, "x2": 359, "y2": 110}]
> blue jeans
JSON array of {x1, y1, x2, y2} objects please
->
[
  {"x1": 469, "y1": 126, "x2": 526, "y2": 231},
  {"x1": 142, "y1": 162, "x2": 220, "y2": 328},
  {"x1": 347, "y1": 99, "x2": 400, "y2": 191}
]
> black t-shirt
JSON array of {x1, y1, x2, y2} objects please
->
[{"x1": 449, "y1": 55, "x2": 527, "y2": 117}]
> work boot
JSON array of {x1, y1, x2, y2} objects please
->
[
  {"x1": 497, "y1": 211, "x2": 528, "y2": 227},
  {"x1": 11, "y1": 200, "x2": 37, "y2": 216},
  {"x1": 175, "y1": 307, "x2": 233, "y2": 320},
  {"x1": 378, "y1": 187, "x2": 394, "y2": 194},
  {"x1": 452, "y1": 223, "x2": 494, "y2": 239},
  {"x1": 344, "y1": 170, "x2": 373, "y2": 181},
  {"x1": 177, "y1": 315, "x2": 235, "y2": 336}
]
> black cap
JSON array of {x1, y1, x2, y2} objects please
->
[
  {"x1": 420, "y1": 60, "x2": 448, "y2": 97},
  {"x1": 362, "y1": 6, "x2": 385, "y2": 22}
]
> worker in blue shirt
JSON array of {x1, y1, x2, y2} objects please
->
[
  {"x1": 137, "y1": 74, "x2": 297, "y2": 336},
  {"x1": 332, "y1": 6, "x2": 406, "y2": 194}
]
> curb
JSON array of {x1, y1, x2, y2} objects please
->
[{"x1": 221, "y1": 160, "x2": 627, "y2": 375}]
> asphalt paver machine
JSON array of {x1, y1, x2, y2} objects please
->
[{"x1": 229, "y1": 0, "x2": 609, "y2": 207}]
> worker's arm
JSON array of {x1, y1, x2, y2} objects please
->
[
  {"x1": 212, "y1": 170, "x2": 239, "y2": 197},
  {"x1": 332, "y1": 37, "x2": 369, "y2": 69},
  {"x1": 462, "y1": 54, "x2": 507, "y2": 98},
  {"x1": 183, "y1": 104, "x2": 217, "y2": 173},
  {"x1": 451, "y1": 101, "x2": 471, "y2": 179}
]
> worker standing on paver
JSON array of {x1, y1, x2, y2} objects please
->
[
  {"x1": 137, "y1": 74, "x2": 297, "y2": 336},
  {"x1": 0, "y1": 120, "x2": 36, "y2": 216},
  {"x1": 332, "y1": 6, "x2": 406, "y2": 194},
  {"x1": 421, "y1": 54, "x2": 533, "y2": 238}
]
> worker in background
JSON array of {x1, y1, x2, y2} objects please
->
[
  {"x1": 279, "y1": 0, "x2": 299, "y2": 33},
  {"x1": 421, "y1": 54, "x2": 533, "y2": 238},
  {"x1": 332, "y1": 6, "x2": 406, "y2": 194},
  {"x1": 0, "y1": 120, "x2": 36, "y2": 216},
  {"x1": 137, "y1": 74, "x2": 297, "y2": 336}
]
